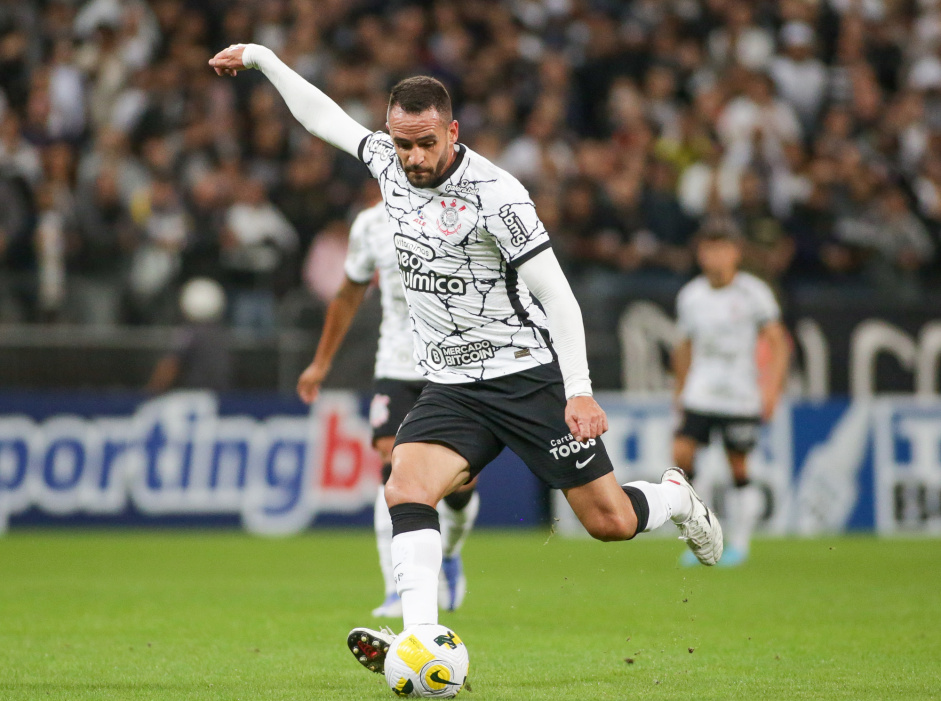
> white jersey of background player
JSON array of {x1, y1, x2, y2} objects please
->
[
  {"x1": 210, "y1": 43, "x2": 723, "y2": 678},
  {"x1": 296, "y1": 199, "x2": 479, "y2": 617},
  {"x1": 672, "y1": 218, "x2": 789, "y2": 566},
  {"x1": 346, "y1": 201, "x2": 422, "y2": 383}
]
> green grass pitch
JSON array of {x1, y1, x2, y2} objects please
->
[{"x1": 1, "y1": 530, "x2": 939, "y2": 700}]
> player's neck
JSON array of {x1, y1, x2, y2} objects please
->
[
  {"x1": 442, "y1": 145, "x2": 457, "y2": 172},
  {"x1": 706, "y1": 269, "x2": 737, "y2": 288}
]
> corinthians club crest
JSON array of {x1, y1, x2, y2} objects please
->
[{"x1": 436, "y1": 199, "x2": 466, "y2": 236}]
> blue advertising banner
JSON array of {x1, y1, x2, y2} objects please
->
[
  {"x1": 0, "y1": 391, "x2": 543, "y2": 534},
  {"x1": 553, "y1": 396, "x2": 941, "y2": 536},
  {"x1": 1, "y1": 392, "x2": 939, "y2": 535}
]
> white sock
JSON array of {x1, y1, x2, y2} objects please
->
[
  {"x1": 623, "y1": 479, "x2": 693, "y2": 531},
  {"x1": 391, "y1": 529, "x2": 442, "y2": 628},
  {"x1": 374, "y1": 486, "x2": 395, "y2": 596},
  {"x1": 438, "y1": 491, "x2": 479, "y2": 559},
  {"x1": 728, "y1": 484, "x2": 763, "y2": 553}
]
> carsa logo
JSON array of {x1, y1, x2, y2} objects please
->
[{"x1": 0, "y1": 392, "x2": 381, "y2": 535}]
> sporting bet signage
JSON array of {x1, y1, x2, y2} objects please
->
[
  {"x1": 0, "y1": 392, "x2": 380, "y2": 535},
  {"x1": 1, "y1": 393, "x2": 939, "y2": 535}
]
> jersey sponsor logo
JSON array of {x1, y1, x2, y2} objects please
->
[
  {"x1": 425, "y1": 341, "x2": 494, "y2": 369},
  {"x1": 425, "y1": 343, "x2": 447, "y2": 370},
  {"x1": 549, "y1": 432, "x2": 597, "y2": 460},
  {"x1": 446, "y1": 179, "x2": 479, "y2": 195},
  {"x1": 442, "y1": 340, "x2": 494, "y2": 366},
  {"x1": 498, "y1": 203, "x2": 531, "y2": 247},
  {"x1": 396, "y1": 235, "x2": 466, "y2": 295},
  {"x1": 436, "y1": 199, "x2": 466, "y2": 236},
  {"x1": 394, "y1": 234, "x2": 434, "y2": 262},
  {"x1": 369, "y1": 138, "x2": 394, "y2": 160},
  {"x1": 401, "y1": 269, "x2": 467, "y2": 295}
]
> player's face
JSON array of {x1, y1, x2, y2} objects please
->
[
  {"x1": 387, "y1": 106, "x2": 459, "y2": 188},
  {"x1": 697, "y1": 238, "x2": 741, "y2": 282}
]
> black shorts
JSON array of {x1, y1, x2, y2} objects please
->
[
  {"x1": 394, "y1": 361, "x2": 614, "y2": 490},
  {"x1": 369, "y1": 378, "x2": 428, "y2": 443},
  {"x1": 677, "y1": 409, "x2": 762, "y2": 454}
]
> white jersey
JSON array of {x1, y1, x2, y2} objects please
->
[
  {"x1": 676, "y1": 272, "x2": 780, "y2": 417},
  {"x1": 358, "y1": 131, "x2": 555, "y2": 385},
  {"x1": 344, "y1": 202, "x2": 423, "y2": 382}
]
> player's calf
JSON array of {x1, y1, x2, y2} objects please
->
[
  {"x1": 581, "y1": 510, "x2": 637, "y2": 541},
  {"x1": 564, "y1": 473, "x2": 640, "y2": 541}
]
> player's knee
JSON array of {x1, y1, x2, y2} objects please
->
[
  {"x1": 384, "y1": 474, "x2": 422, "y2": 508},
  {"x1": 385, "y1": 463, "x2": 437, "y2": 508}
]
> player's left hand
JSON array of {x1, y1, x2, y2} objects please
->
[
  {"x1": 565, "y1": 395, "x2": 608, "y2": 442},
  {"x1": 209, "y1": 44, "x2": 248, "y2": 77}
]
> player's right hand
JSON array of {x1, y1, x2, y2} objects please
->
[
  {"x1": 297, "y1": 363, "x2": 328, "y2": 404},
  {"x1": 209, "y1": 44, "x2": 248, "y2": 77},
  {"x1": 565, "y1": 395, "x2": 609, "y2": 442}
]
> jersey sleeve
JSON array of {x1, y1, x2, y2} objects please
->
[
  {"x1": 482, "y1": 179, "x2": 552, "y2": 266},
  {"x1": 357, "y1": 131, "x2": 397, "y2": 180},
  {"x1": 751, "y1": 279, "x2": 781, "y2": 327},
  {"x1": 344, "y1": 209, "x2": 378, "y2": 284},
  {"x1": 241, "y1": 44, "x2": 370, "y2": 158},
  {"x1": 675, "y1": 286, "x2": 694, "y2": 339}
]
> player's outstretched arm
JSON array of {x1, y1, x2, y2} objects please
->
[
  {"x1": 297, "y1": 277, "x2": 370, "y2": 404},
  {"x1": 516, "y1": 249, "x2": 608, "y2": 442},
  {"x1": 209, "y1": 44, "x2": 370, "y2": 158}
]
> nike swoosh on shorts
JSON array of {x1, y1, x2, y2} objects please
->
[{"x1": 575, "y1": 454, "x2": 596, "y2": 469}]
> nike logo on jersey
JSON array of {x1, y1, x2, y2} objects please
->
[{"x1": 575, "y1": 455, "x2": 596, "y2": 469}]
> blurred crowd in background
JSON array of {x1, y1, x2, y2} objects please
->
[{"x1": 2, "y1": 0, "x2": 941, "y2": 336}]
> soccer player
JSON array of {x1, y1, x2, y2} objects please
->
[
  {"x1": 296, "y1": 197, "x2": 478, "y2": 617},
  {"x1": 672, "y1": 217, "x2": 790, "y2": 567},
  {"x1": 209, "y1": 43, "x2": 723, "y2": 674}
]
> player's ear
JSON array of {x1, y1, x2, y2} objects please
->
[{"x1": 448, "y1": 120, "x2": 459, "y2": 145}]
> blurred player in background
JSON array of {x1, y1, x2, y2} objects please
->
[
  {"x1": 210, "y1": 43, "x2": 722, "y2": 677},
  {"x1": 296, "y1": 196, "x2": 478, "y2": 618},
  {"x1": 672, "y1": 217, "x2": 790, "y2": 566},
  {"x1": 146, "y1": 277, "x2": 232, "y2": 393}
]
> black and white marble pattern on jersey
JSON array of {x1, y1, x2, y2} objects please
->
[{"x1": 359, "y1": 131, "x2": 555, "y2": 384}]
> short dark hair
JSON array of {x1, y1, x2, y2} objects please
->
[
  {"x1": 388, "y1": 76, "x2": 452, "y2": 122},
  {"x1": 696, "y1": 215, "x2": 743, "y2": 243}
]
